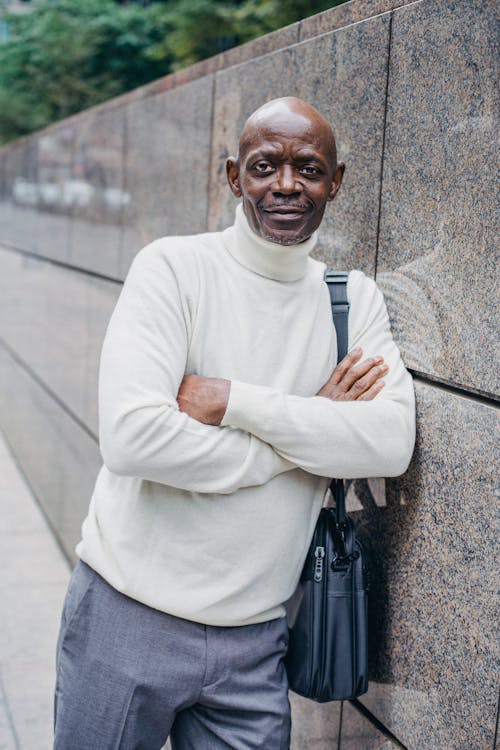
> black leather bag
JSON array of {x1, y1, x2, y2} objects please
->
[{"x1": 285, "y1": 271, "x2": 369, "y2": 702}]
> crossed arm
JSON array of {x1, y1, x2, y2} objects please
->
[
  {"x1": 177, "y1": 347, "x2": 388, "y2": 425},
  {"x1": 99, "y1": 247, "x2": 299, "y2": 493},
  {"x1": 176, "y1": 269, "x2": 415, "y2": 479},
  {"x1": 98, "y1": 247, "x2": 415, "y2": 490},
  {"x1": 176, "y1": 343, "x2": 413, "y2": 480}
]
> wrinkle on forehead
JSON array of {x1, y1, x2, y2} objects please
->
[{"x1": 238, "y1": 97, "x2": 337, "y2": 167}]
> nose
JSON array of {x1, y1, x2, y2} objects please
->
[{"x1": 271, "y1": 165, "x2": 302, "y2": 195}]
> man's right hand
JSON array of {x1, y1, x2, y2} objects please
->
[{"x1": 317, "y1": 347, "x2": 388, "y2": 401}]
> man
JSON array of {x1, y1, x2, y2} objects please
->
[{"x1": 53, "y1": 97, "x2": 415, "y2": 749}]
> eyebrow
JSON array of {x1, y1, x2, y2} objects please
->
[
  {"x1": 294, "y1": 150, "x2": 327, "y2": 163},
  {"x1": 245, "y1": 148, "x2": 328, "y2": 168}
]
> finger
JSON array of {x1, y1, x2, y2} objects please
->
[
  {"x1": 347, "y1": 363, "x2": 389, "y2": 397},
  {"x1": 328, "y1": 347, "x2": 363, "y2": 386},
  {"x1": 356, "y1": 379, "x2": 386, "y2": 401},
  {"x1": 340, "y1": 356, "x2": 384, "y2": 390}
]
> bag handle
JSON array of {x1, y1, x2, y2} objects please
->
[{"x1": 324, "y1": 270, "x2": 350, "y2": 526}]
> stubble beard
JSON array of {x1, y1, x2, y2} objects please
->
[{"x1": 263, "y1": 231, "x2": 311, "y2": 246}]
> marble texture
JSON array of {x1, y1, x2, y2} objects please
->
[
  {"x1": 0, "y1": 246, "x2": 119, "y2": 435},
  {"x1": 289, "y1": 693, "x2": 341, "y2": 749},
  {"x1": 221, "y1": 22, "x2": 299, "y2": 69},
  {"x1": 0, "y1": 345, "x2": 101, "y2": 560},
  {"x1": 351, "y1": 381, "x2": 499, "y2": 749},
  {"x1": 120, "y1": 76, "x2": 214, "y2": 276},
  {"x1": 340, "y1": 701, "x2": 396, "y2": 749},
  {"x1": 209, "y1": 13, "x2": 391, "y2": 275},
  {"x1": 299, "y1": 0, "x2": 421, "y2": 40},
  {"x1": 376, "y1": 0, "x2": 499, "y2": 398}
]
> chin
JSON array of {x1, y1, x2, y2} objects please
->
[{"x1": 263, "y1": 231, "x2": 311, "y2": 246}]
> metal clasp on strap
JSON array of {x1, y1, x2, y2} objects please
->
[
  {"x1": 324, "y1": 270, "x2": 347, "y2": 283},
  {"x1": 324, "y1": 271, "x2": 349, "y2": 310},
  {"x1": 324, "y1": 270, "x2": 350, "y2": 363},
  {"x1": 330, "y1": 303, "x2": 350, "y2": 314}
]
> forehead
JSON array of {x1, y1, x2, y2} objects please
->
[{"x1": 239, "y1": 113, "x2": 332, "y2": 161}]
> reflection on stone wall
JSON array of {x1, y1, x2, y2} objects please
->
[
  {"x1": 376, "y1": 0, "x2": 498, "y2": 400},
  {"x1": 0, "y1": 0, "x2": 497, "y2": 748}
]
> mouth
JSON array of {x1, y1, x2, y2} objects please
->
[{"x1": 262, "y1": 205, "x2": 308, "y2": 220}]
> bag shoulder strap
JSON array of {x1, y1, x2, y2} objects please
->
[
  {"x1": 324, "y1": 269, "x2": 350, "y2": 525},
  {"x1": 324, "y1": 269, "x2": 349, "y2": 362}
]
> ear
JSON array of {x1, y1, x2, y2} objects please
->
[
  {"x1": 327, "y1": 162, "x2": 345, "y2": 202},
  {"x1": 226, "y1": 157, "x2": 242, "y2": 198}
]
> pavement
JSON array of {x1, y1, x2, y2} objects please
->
[{"x1": 0, "y1": 429, "x2": 71, "y2": 750}]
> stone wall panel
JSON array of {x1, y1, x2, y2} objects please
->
[
  {"x1": 0, "y1": 346, "x2": 101, "y2": 561},
  {"x1": 298, "y1": 0, "x2": 421, "y2": 40},
  {"x1": 0, "y1": 140, "x2": 40, "y2": 253},
  {"x1": 209, "y1": 13, "x2": 392, "y2": 275},
  {"x1": 376, "y1": 0, "x2": 499, "y2": 398},
  {"x1": 352, "y1": 381, "x2": 498, "y2": 749},
  {"x1": 120, "y1": 76, "x2": 214, "y2": 277},
  {"x1": 65, "y1": 108, "x2": 126, "y2": 278},
  {"x1": 0, "y1": 247, "x2": 119, "y2": 434}
]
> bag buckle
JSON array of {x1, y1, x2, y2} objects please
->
[{"x1": 331, "y1": 521, "x2": 359, "y2": 571}]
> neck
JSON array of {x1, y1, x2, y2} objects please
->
[{"x1": 222, "y1": 204, "x2": 317, "y2": 282}]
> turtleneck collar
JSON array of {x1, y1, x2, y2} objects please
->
[{"x1": 221, "y1": 203, "x2": 317, "y2": 282}]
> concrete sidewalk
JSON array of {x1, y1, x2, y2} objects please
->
[{"x1": 0, "y1": 429, "x2": 70, "y2": 749}]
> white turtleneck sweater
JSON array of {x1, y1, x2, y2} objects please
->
[{"x1": 77, "y1": 205, "x2": 415, "y2": 626}]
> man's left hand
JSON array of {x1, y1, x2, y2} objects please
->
[{"x1": 178, "y1": 375, "x2": 230, "y2": 426}]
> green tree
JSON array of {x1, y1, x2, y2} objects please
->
[
  {"x1": 0, "y1": 0, "x2": 173, "y2": 142},
  {"x1": 0, "y1": 0, "x2": 348, "y2": 144},
  {"x1": 150, "y1": 0, "x2": 346, "y2": 70}
]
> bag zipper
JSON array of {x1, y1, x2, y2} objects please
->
[
  {"x1": 319, "y1": 524, "x2": 330, "y2": 695},
  {"x1": 313, "y1": 546, "x2": 325, "y2": 582},
  {"x1": 308, "y1": 519, "x2": 327, "y2": 695},
  {"x1": 309, "y1": 514, "x2": 330, "y2": 697}
]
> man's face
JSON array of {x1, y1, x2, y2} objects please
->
[{"x1": 226, "y1": 109, "x2": 344, "y2": 245}]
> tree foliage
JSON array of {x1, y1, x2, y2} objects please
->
[
  {"x1": 0, "y1": 0, "x2": 347, "y2": 144},
  {"x1": 0, "y1": 0, "x2": 173, "y2": 142}
]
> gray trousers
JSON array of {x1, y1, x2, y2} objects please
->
[{"x1": 53, "y1": 561, "x2": 291, "y2": 750}]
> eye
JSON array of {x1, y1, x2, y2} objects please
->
[
  {"x1": 254, "y1": 161, "x2": 274, "y2": 174},
  {"x1": 300, "y1": 165, "x2": 321, "y2": 176}
]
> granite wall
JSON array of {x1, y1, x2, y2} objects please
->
[{"x1": 0, "y1": 0, "x2": 497, "y2": 747}]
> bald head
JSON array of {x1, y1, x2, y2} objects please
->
[
  {"x1": 238, "y1": 97, "x2": 338, "y2": 170},
  {"x1": 226, "y1": 96, "x2": 345, "y2": 245}
]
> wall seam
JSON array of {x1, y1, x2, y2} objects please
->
[
  {"x1": 0, "y1": 673, "x2": 21, "y2": 750},
  {"x1": 348, "y1": 698, "x2": 408, "y2": 749},
  {"x1": 0, "y1": 242, "x2": 123, "y2": 284},
  {"x1": 297, "y1": 1, "x2": 423, "y2": 42},
  {"x1": 206, "y1": 74, "x2": 217, "y2": 233},
  {"x1": 374, "y1": 10, "x2": 393, "y2": 280},
  {"x1": 0, "y1": 336, "x2": 99, "y2": 443},
  {"x1": 118, "y1": 97, "x2": 129, "y2": 277},
  {"x1": 493, "y1": 688, "x2": 499, "y2": 749},
  {"x1": 65, "y1": 126, "x2": 77, "y2": 264},
  {"x1": 336, "y1": 700, "x2": 343, "y2": 750},
  {"x1": 410, "y1": 371, "x2": 500, "y2": 408},
  {"x1": 0, "y1": 426, "x2": 73, "y2": 569}
]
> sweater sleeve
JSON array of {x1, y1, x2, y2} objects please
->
[
  {"x1": 220, "y1": 271, "x2": 416, "y2": 479},
  {"x1": 98, "y1": 243, "x2": 294, "y2": 493}
]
